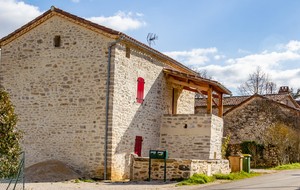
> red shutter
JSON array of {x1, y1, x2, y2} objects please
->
[
  {"x1": 137, "y1": 77, "x2": 144, "y2": 103},
  {"x1": 134, "y1": 136, "x2": 143, "y2": 156}
]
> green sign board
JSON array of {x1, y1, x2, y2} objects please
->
[{"x1": 148, "y1": 150, "x2": 168, "y2": 182}]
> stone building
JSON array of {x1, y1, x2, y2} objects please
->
[
  {"x1": 195, "y1": 86, "x2": 300, "y2": 144},
  {"x1": 0, "y1": 7, "x2": 231, "y2": 180}
]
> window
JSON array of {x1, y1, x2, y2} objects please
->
[
  {"x1": 134, "y1": 136, "x2": 143, "y2": 157},
  {"x1": 126, "y1": 46, "x2": 130, "y2": 58},
  {"x1": 54, "y1": 36, "x2": 61, "y2": 47},
  {"x1": 136, "y1": 77, "x2": 145, "y2": 103}
]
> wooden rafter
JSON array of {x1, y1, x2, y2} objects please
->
[{"x1": 165, "y1": 70, "x2": 226, "y2": 118}]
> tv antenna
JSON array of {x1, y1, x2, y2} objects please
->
[{"x1": 147, "y1": 33, "x2": 158, "y2": 47}]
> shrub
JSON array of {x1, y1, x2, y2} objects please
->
[{"x1": 0, "y1": 87, "x2": 23, "y2": 179}]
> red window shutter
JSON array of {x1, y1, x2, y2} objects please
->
[
  {"x1": 134, "y1": 136, "x2": 143, "y2": 156},
  {"x1": 137, "y1": 77, "x2": 145, "y2": 103}
]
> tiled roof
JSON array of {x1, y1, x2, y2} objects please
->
[
  {"x1": 195, "y1": 93, "x2": 290, "y2": 107},
  {"x1": 223, "y1": 94, "x2": 300, "y2": 115},
  {"x1": 0, "y1": 6, "x2": 197, "y2": 76}
]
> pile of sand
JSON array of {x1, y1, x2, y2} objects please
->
[{"x1": 25, "y1": 159, "x2": 82, "y2": 182}]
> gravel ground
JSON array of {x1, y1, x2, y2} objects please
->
[
  {"x1": 24, "y1": 169, "x2": 279, "y2": 190},
  {"x1": 24, "y1": 180, "x2": 230, "y2": 190}
]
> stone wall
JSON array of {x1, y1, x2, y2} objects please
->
[
  {"x1": 109, "y1": 43, "x2": 195, "y2": 180},
  {"x1": 224, "y1": 96, "x2": 300, "y2": 144},
  {"x1": 160, "y1": 114, "x2": 223, "y2": 160},
  {"x1": 0, "y1": 13, "x2": 196, "y2": 180},
  {"x1": 131, "y1": 155, "x2": 230, "y2": 180},
  {"x1": 195, "y1": 106, "x2": 233, "y2": 116},
  {"x1": 0, "y1": 15, "x2": 116, "y2": 178}
]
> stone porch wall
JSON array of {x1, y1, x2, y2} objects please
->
[
  {"x1": 131, "y1": 155, "x2": 230, "y2": 180},
  {"x1": 160, "y1": 114, "x2": 223, "y2": 160}
]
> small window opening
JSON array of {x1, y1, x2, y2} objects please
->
[
  {"x1": 184, "y1": 124, "x2": 188, "y2": 129},
  {"x1": 126, "y1": 46, "x2": 130, "y2": 58},
  {"x1": 54, "y1": 36, "x2": 61, "y2": 47}
]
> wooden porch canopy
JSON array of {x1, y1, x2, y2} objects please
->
[{"x1": 163, "y1": 68, "x2": 232, "y2": 118}]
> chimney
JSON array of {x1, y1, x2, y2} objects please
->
[{"x1": 278, "y1": 86, "x2": 289, "y2": 94}]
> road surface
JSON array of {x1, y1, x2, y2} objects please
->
[{"x1": 201, "y1": 169, "x2": 300, "y2": 190}]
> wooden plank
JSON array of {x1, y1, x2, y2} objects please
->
[
  {"x1": 167, "y1": 76, "x2": 209, "y2": 91},
  {"x1": 218, "y1": 93, "x2": 223, "y2": 118},
  {"x1": 207, "y1": 85, "x2": 212, "y2": 114}
]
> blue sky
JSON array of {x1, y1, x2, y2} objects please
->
[{"x1": 1, "y1": 0, "x2": 300, "y2": 95}]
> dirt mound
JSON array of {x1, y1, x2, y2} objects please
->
[{"x1": 25, "y1": 159, "x2": 82, "y2": 182}]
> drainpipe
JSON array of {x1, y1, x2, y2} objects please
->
[{"x1": 104, "y1": 36, "x2": 123, "y2": 180}]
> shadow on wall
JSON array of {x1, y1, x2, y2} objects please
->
[{"x1": 111, "y1": 71, "x2": 173, "y2": 180}]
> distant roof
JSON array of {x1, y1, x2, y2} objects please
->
[
  {"x1": 223, "y1": 94, "x2": 300, "y2": 116},
  {"x1": 195, "y1": 93, "x2": 292, "y2": 107},
  {"x1": 0, "y1": 6, "x2": 197, "y2": 76}
]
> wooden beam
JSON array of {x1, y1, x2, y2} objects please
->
[
  {"x1": 212, "y1": 98, "x2": 218, "y2": 107},
  {"x1": 167, "y1": 76, "x2": 209, "y2": 92},
  {"x1": 218, "y1": 93, "x2": 223, "y2": 118},
  {"x1": 183, "y1": 86, "x2": 219, "y2": 98},
  {"x1": 207, "y1": 85, "x2": 212, "y2": 114},
  {"x1": 197, "y1": 89, "x2": 207, "y2": 103}
]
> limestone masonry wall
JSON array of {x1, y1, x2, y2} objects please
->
[
  {"x1": 224, "y1": 97, "x2": 300, "y2": 144},
  {"x1": 195, "y1": 106, "x2": 233, "y2": 116},
  {"x1": 0, "y1": 16, "x2": 115, "y2": 178},
  {"x1": 160, "y1": 114, "x2": 223, "y2": 160},
  {"x1": 131, "y1": 155, "x2": 230, "y2": 180},
  {"x1": 110, "y1": 43, "x2": 195, "y2": 180}
]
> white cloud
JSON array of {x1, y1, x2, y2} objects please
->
[
  {"x1": 238, "y1": 49, "x2": 251, "y2": 54},
  {"x1": 285, "y1": 40, "x2": 300, "y2": 52},
  {"x1": 72, "y1": 0, "x2": 80, "y2": 2},
  {"x1": 136, "y1": 13, "x2": 144, "y2": 17},
  {"x1": 164, "y1": 47, "x2": 217, "y2": 66},
  {"x1": 214, "y1": 55, "x2": 220, "y2": 60},
  {"x1": 86, "y1": 11, "x2": 147, "y2": 32},
  {"x1": 214, "y1": 55, "x2": 225, "y2": 60},
  {"x1": 193, "y1": 40, "x2": 300, "y2": 95},
  {"x1": 0, "y1": 0, "x2": 43, "y2": 39}
]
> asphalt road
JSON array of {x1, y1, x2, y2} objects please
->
[{"x1": 201, "y1": 170, "x2": 300, "y2": 190}]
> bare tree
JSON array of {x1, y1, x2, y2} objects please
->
[
  {"x1": 290, "y1": 88, "x2": 300, "y2": 100},
  {"x1": 197, "y1": 69, "x2": 212, "y2": 79},
  {"x1": 238, "y1": 67, "x2": 277, "y2": 95},
  {"x1": 194, "y1": 69, "x2": 212, "y2": 98}
]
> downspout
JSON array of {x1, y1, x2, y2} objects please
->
[{"x1": 104, "y1": 36, "x2": 123, "y2": 180}]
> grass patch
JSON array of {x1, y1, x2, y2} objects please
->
[
  {"x1": 214, "y1": 171, "x2": 262, "y2": 180},
  {"x1": 176, "y1": 173, "x2": 215, "y2": 186},
  {"x1": 271, "y1": 163, "x2": 300, "y2": 170},
  {"x1": 177, "y1": 171, "x2": 263, "y2": 186}
]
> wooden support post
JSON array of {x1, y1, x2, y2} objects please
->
[
  {"x1": 218, "y1": 93, "x2": 223, "y2": 118},
  {"x1": 207, "y1": 85, "x2": 212, "y2": 114}
]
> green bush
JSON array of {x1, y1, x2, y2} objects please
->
[{"x1": 0, "y1": 87, "x2": 23, "y2": 179}]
